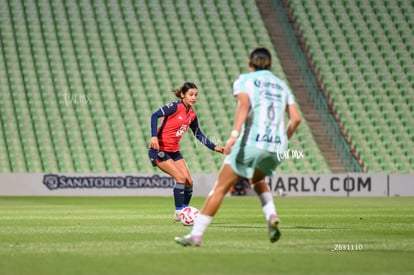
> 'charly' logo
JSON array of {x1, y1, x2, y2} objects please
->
[{"x1": 43, "y1": 174, "x2": 59, "y2": 190}]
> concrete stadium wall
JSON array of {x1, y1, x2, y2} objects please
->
[{"x1": 0, "y1": 173, "x2": 413, "y2": 196}]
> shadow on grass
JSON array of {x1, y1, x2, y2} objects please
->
[
  {"x1": 284, "y1": 226, "x2": 350, "y2": 230},
  {"x1": 210, "y1": 224, "x2": 264, "y2": 229},
  {"x1": 210, "y1": 224, "x2": 349, "y2": 230}
]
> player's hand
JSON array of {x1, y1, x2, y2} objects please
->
[
  {"x1": 149, "y1": 137, "x2": 159, "y2": 150},
  {"x1": 223, "y1": 136, "x2": 237, "y2": 155},
  {"x1": 214, "y1": 146, "x2": 224, "y2": 154}
]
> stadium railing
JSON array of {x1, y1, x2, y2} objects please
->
[{"x1": 269, "y1": 0, "x2": 363, "y2": 172}]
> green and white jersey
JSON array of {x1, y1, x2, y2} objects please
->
[{"x1": 233, "y1": 70, "x2": 295, "y2": 153}]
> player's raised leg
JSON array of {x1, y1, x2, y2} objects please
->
[
  {"x1": 200, "y1": 164, "x2": 239, "y2": 216},
  {"x1": 175, "y1": 164, "x2": 238, "y2": 246}
]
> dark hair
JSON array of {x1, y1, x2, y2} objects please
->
[
  {"x1": 172, "y1": 82, "x2": 198, "y2": 98},
  {"x1": 249, "y1": 47, "x2": 272, "y2": 70}
]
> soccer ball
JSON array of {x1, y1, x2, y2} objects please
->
[{"x1": 179, "y1": 206, "x2": 200, "y2": 226}]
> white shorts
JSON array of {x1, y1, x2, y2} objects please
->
[{"x1": 224, "y1": 142, "x2": 283, "y2": 179}]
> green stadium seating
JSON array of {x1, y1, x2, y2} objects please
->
[
  {"x1": 288, "y1": 0, "x2": 413, "y2": 173},
  {"x1": 0, "y1": 0, "x2": 331, "y2": 173}
]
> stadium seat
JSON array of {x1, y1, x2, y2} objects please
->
[
  {"x1": 0, "y1": 0, "x2": 333, "y2": 173},
  {"x1": 288, "y1": 0, "x2": 413, "y2": 173}
]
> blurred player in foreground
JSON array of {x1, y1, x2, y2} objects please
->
[
  {"x1": 148, "y1": 82, "x2": 224, "y2": 222},
  {"x1": 175, "y1": 47, "x2": 301, "y2": 246}
]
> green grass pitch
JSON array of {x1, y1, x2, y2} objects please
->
[{"x1": 0, "y1": 196, "x2": 413, "y2": 274}]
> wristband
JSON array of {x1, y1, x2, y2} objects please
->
[{"x1": 231, "y1": 130, "x2": 239, "y2": 138}]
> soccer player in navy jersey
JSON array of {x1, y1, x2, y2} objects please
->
[{"x1": 148, "y1": 82, "x2": 224, "y2": 221}]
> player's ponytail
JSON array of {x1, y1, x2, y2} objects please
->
[{"x1": 172, "y1": 82, "x2": 198, "y2": 98}]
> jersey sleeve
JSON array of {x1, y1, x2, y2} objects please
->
[
  {"x1": 285, "y1": 84, "x2": 296, "y2": 105},
  {"x1": 150, "y1": 101, "x2": 178, "y2": 137},
  {"x1": 232, "y1": 74, "x2": 248, "y2": 96},
  {"x1": 189, "y1": 116, "x2": 216, "y2": 151},
  {"x1": 159, "y1": 101, "x2": 178, "y2": 116}
]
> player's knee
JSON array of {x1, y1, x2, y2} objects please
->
[
  {"x1": 185, "y1": 179, "x2": 193, "y2": 188},
  {"x1": 173, "y1": 174, "x2": 187, "y2": 184},
  {"x1": 253, "y1": 179, "x2": 269, "y2": 194}
]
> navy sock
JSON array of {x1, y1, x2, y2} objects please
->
[
  {"x1": 183, "y1": 187, "x2": 193, "y2": 207},
  {"x1": 173, "y1": 183, "x2": 185, "y2": 211}
]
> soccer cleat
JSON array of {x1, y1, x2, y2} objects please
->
[
  {"x1": 268, "y1": 215, "x2": 281, "y2": 243},
  {"x1": 174, "y1": 234, "x2": 202, "y2": 247},
  {"x1": 173, "y1": 211, "x2": 181, "y2": 222}
]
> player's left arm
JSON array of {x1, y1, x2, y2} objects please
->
[
  {"x1": 285, "y1": 87, "x2": 301, "y2": 139},
  {"x1": 190, "y1": 117, "x2": 224, "y2": 153}
]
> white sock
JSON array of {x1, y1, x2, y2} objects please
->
[
  {"x1": 191, "y1": 214, "x2": 212, "y2": 236},
  {"x1": 259, "y1": 192, "x2": 277, "y2": 221}
]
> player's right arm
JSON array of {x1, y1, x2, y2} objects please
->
[
  {"x1": 224, "y1": 92, "x2": 250, "y2": 155},
  {"x1": 149, "y1": 109, "x2": 162, "y2": 150},
  {"x1": 231, "y1": 92, "x2": 250, "y2": 135},
  {"x1": 149, "y1": 102, "x2": 178, "y2": 150}
]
